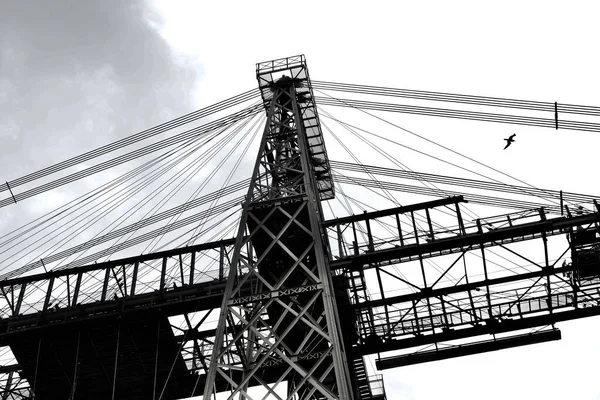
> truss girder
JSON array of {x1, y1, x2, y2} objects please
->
[
  {"x1": 327, "y1": 203, "x2": 600, "y2": 270},
  {"x1": 0, "y1": 239, "x2": 237, "y2": 336},
  {"x1": 326, "y1": 201, "x2": 600, "y2": 361}
]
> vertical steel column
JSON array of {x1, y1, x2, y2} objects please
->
[
  {"x1": 69, "y1": 331, "x2": 81, "y2": 400},
  {"x1": 15, "y1": 283, "x2": 26, "y2": 316},
  {"x1": 189, "y1": 253, "x2": 195, "y2": 285},
  {"x1": 73, "y1": 272, "x2": 82, "y2": 306},
  {"x1": 112, "y1": 324, "x2": 121, "y2": 400},
  {"x1": 43, "y1": 278, "x2": 54, "y2": 311},
  {"x1": 131, "y1": 262, "x2": 138, "y2": 297},
  {"x1": 33, "y1": 338, "x2": 42, "y2": 398}
]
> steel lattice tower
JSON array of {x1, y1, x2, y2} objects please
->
[{"x1": 203, "y1": 56, "x2": 355, "y2": 399}]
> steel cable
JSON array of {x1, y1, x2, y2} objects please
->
[
  {"x1": 0, "y1": 88, "x2": 260, "y2": 194},
  {"x1": 316, "y1": 97, "x2": 600, "y2": 133},
  {"x1": 0, "y1": 105, "x2": 262, "y2": 208},
  {"x1": 313, "y1": 81, "x2": 600, "y2": 116}
]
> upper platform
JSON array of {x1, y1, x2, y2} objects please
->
[{"x1": 256, "y1": 55, "x2": 335, "y2": 201}]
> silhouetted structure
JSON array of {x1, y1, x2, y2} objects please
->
[{"x1": 1, "y1": 56, "x2": 600, "y2": 399}]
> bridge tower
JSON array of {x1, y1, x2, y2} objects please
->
[{"x1": 202, "y1": 56, "x2": 355, "y2": 399}]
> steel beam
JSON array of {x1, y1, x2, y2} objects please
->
[
  {"x1": 329, "y1": 210, "x2": 600, "y2": 269},
  {"x1": 375, "y1": 328, "x2": 561, "y2": 369}
]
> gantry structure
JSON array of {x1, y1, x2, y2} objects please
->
[{"x1": 1, "y1": 55, "x2": 600, "y2": 399}]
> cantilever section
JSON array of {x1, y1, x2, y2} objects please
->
[{"x1": 256, "y1": 55, "x2": 335, "y2": 200}]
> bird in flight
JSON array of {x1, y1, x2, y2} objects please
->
[{"x1": 503, "y1": 133, "x2": 516, "y2": 150}]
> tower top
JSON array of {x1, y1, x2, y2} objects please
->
[{"x1": 255, "y1": 55, "x2": 335, "y2": 200}]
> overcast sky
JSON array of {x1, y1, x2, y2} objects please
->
[{"x1": 2, "y1": 1, "x2": 600, "y2": 399}]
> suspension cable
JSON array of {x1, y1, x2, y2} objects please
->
[
  {"x1": 313, "y1": 80, "x2": 600, "y2": 117},
  {"x1": 0, "y1": 88, "x2": 260, "y2": 195},
  {"x1": 0, "y1": 104, "x2": 261, "y2": 208}
]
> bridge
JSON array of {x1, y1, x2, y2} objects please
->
[{"x1": 1, "y1": 55, "x2": 600, "y2": 399}]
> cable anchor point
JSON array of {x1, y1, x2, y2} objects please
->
[{"x1": 5, "y1": 182, "x2": 17, "y2": 203}]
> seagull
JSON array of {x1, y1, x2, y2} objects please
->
[{"x1": 503, "y1": 133, "x2": 516, "y2": 150}]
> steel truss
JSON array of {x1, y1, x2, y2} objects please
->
[
  {"x1": 1, "y1": 196, "x2": 599, "y2": 398},
  {"x1": 1, "y1": 56, "x2": 600, "y2": 399},
  {"x1": 325, "y1": 196, "x2": 600, "y2": 366},
  {"x1": 202, "y1": 56, "x2": 354, "y2": 400},
  {"x1": 0, "y1": 239, "x2": 242, "y2": 399},
  {"x1": 0, "y1": 239, "x2": 236, "y2": 328}
]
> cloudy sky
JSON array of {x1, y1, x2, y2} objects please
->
[{"x1": 2, "y1": 1, "x2": 600, "y2": 399}]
